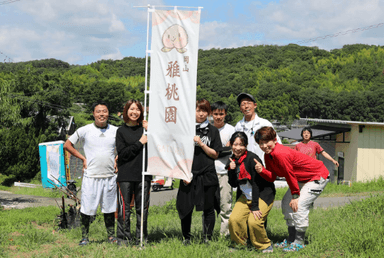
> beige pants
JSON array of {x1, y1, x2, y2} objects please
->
[
  {"x1": 218, "y1": 174, "x2": 233, "y2": 235},
  {"x1": 282, "y1": 177, "x2": 328, "y2": 232},
  {"x1": 229, "y1": 195, "x2": 273, "y2": 250}
]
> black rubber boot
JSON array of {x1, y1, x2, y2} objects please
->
[
  {"x1": 80, "y1": 213, "x2": 91, "y2": 239},
  {"x1": 288, "y1": 226, "x2": 296, "y2": 243}
]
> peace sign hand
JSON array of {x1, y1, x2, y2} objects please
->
[{"x1": 254, "y1": 158, "x2": 263, "y2": 173}]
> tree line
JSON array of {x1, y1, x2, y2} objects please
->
[{"x1": 1, "y1": 43, "x2": 384, "y2": 183}]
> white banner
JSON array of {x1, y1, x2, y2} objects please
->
[{"x1": 147, "y1": 9, "x2": 201, "y2": 182}]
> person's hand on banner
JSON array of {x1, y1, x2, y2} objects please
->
[
  {"x1": 142, "y1": 120, "x2": 148, "y2": 130},
  {"x1": 140, "y1": 135, "x2": 147, "y2": 145},
  {"x1": 183, "y1": 180, "x2": 190, "y2": 185},
  {"x1": 229, "y1": 158, "x2": 236, "y2": 170}
]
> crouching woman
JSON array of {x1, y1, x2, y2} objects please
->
[{"x1": 227, "y1": 132, "x2": 275, "y2": 253}]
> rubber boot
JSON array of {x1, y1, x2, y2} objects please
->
[
  {"x1": 80, "y1": 213, "x2": 91, "y2": 238},
  {"x1": 288, "y1": 226, "x2": 296, "y2": 243},
  {"x1": 293, "y1": 231, "x2": 305, "y2": 245},
  {"x1": 104, "y1": 212, "x2": 115, "y2": 238}
]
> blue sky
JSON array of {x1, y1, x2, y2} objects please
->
[{"x1": 1, "y1": 0, "x2": 383, "y2": 65}]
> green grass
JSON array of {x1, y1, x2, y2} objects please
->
[{"x1": 2, "y1": 191, "x2": 384, "y2": 257}]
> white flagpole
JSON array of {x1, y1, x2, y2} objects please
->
[{"x1": 140, "y1": 4, "x2": 152, "y2": 248}]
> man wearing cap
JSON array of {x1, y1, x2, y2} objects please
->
[{"x1": 234, "y1": 93, "x2": 281, "y2": 165}]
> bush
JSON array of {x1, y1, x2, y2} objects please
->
[{"x1": 0, "y1": 127, "x2": 46, "y2": 184}]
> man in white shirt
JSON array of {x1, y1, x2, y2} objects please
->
[
  {"x1": 64, "y1": 100, "x2": 118, "y2": 246},
  {"x1": 234, "y1": 93, "x2": 281, "y2": 165},
  {"x1": 211, "y1": 101, "x2": 235, "y2": 236}
]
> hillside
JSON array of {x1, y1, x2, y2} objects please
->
[{"x1": 1, "y1": 43, "x2": 384, "y2": 182}]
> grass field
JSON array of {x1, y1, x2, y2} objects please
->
[{"x1": 1, "y1": 179, "x2": 384, "y2": 257}]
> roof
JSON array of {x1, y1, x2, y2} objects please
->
[
  {"x1": 278, "y1": 128, "x2": 345, "y2": 141},
  {"x1": 301, "y1": 118, "x2": 384, "y2": 126}
]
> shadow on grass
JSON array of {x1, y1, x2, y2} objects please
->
[
  {"x1": 149, "y1": 228, "x2": 183, "y2": 243},
  {"x1": 0, "y1": 196, "x2": 39, "y2": 206}
]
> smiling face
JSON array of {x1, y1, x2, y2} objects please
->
[
  {"x1": 239, "y1": 97, "x2": 257, "y2": 121},
  {"x1": 212, "y1": 109, "x2": 226, "y2": 128},
  {"x1": 302, "y1": 130, "x2": 311, "y2": 142},
  {"x1": 162, "y1": 25, "x2": 188, "y2": 49},
  {"x1": 232, "y1": 137, "x2": 247, "y2": 158},
  {"x1": 258, "y1": 139, "x2": 277, "y2": 155},
  {"x1": 196, "y1": 107, "x2": 209, "y2": 123},
  {"x1": 93, "y1": 104, "x2": 109, "y2": 128},
  {"x1": 127, "y1": 103, "x2": 141, "y2": 125}
]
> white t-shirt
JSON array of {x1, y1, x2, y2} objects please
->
[
  {"x1": 215, "y1": 123, "x2": 235, "y2": 175},
  {"x1": 68, "y1": 123, "x2": 118, "y2": 178},
  {"x1": 240, "y1": 180, "x2": 253, "y2": 200},
  {"x1": 234, "y1": 114, "x2": 281, "y2": 165}
]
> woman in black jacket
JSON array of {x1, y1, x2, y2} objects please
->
[
  {"x1": 227, "y1": 132, "x2": 275, "y2": 253},
  {"x1": 116, "y1": 99, "x2": 152, "y2": 245}
]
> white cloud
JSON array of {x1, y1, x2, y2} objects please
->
[
  {"x1": 198, "y1": 0, "x2": 384, "y2": 52},
  {"x1": 2, "y1": 0, "x2": 384, "y2": 64},
  {"x1": 100, "y1": 48, "x2": 123, "y2": 61},
  {"x1": 0, "y1": 0, "x2": 165, "y2": 64},
  {"x1": 254, "y1": 0, "x2": 384, "y2": 47}
]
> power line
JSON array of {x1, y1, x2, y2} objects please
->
[
  {"x1": 0, "y1": 0, "x2": 20, "y2": 6},
  {"x1": 296, "y1": 22, "x2": 384, "y2": 45}
]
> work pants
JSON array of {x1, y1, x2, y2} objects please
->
[{"x1": 229, "y1": 195, "x2": 273, "y2": 250}]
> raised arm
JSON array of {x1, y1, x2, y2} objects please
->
[{"x1": 320, "y1": 151, "x2": 339, "y2": 167}]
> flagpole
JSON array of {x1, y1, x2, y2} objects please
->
[{"x1": 140, "y1": 4, "x2": 152, "y2": 248}]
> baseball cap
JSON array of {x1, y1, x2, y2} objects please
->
[{"x1": 236, "y1": 93, "x2": 256, "y2": 106}]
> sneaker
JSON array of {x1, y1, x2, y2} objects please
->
[
  {"x1": 79, "y1": 237, "x2": 89, "y2": 246},
  {"x1": 283, "y1": 243, "x2": 305, "y2": 252},
  {"x1": 261, "y1": 244, "x2": 273, "y2": 253},
  {"x1": 274, "y1": 239, "x2": 290, "y2": 248},
  {"x1": 108, "y1": 236, "x2": 118, "y2": 244}
]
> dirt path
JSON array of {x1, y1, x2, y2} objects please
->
[
  {"x1": 0, "y1": 188, "x2": 177, "y2": 210},
  {"x1": 1, "y1": 189, "x2": 381, "y2": 210},
  {"x1": 0, "y1": 190, "x2": 77, "y2": 209}
]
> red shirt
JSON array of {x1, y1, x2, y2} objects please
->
[
  {"x1": 259, "y1": 143, "x2": 329, "y2": 196},
  {"x1": 295, "y1": 141, "x2": 324, "y2": 159}
]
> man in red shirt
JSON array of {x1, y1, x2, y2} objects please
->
[{"x1": 254, "y1": 126, "x2": 329, "y2": 252}]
